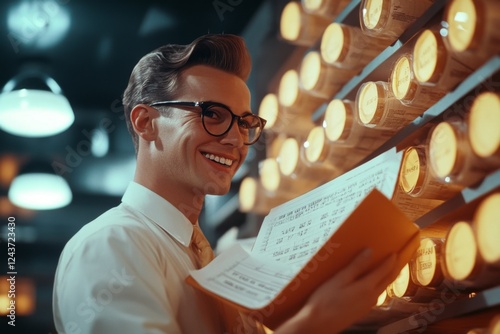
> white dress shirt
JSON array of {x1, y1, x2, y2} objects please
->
[{"x1": 53, "y1": 182, "x2": 223, "y2": 334}]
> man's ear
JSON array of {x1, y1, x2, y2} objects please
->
[{"x1": 130, "y1": 104, "x2": 158, "y2": 141}]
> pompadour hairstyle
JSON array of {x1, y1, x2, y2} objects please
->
[{"x1": 122, "y1": 34, "x2": 252, "y2": 153}]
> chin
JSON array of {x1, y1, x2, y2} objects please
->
[{"x1": 203, "y1": 171, "x2": 232, "y2": 195}]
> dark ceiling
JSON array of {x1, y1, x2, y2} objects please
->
[{"x1": 0, "y1": 0, "x2": 297, "y2": 332}]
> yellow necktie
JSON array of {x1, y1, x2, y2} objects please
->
[
  {"x1": 190, "y1": 225, "x2": 266, "y2": 334},
  {"x1": 190, "y1": 225, "x2": 215, "y2": 268}
]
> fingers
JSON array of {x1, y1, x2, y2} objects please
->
[
  {"x1": 363, "y1": 253, "x2": 398, "y2": 290},
  {"x1": 334, "y1": 248, "x2": 374, "y2": 286}
]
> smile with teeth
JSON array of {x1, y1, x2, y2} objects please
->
[{"x1": 204, "y1": 153, "x2": 234, "y2": 166}]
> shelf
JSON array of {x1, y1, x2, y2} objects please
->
[
  {"x1": 377, "y1": 286, "x2": 500, "y2": 334},
  {"x1": 341, "y1": 55, "x2": 500, "y2": 172},
  {"x1": 312, "y1": 0, "x2": 449, "y2": 122},
  {"x1": 246, "y1": 1, "x2": 500, "y2": 332}
]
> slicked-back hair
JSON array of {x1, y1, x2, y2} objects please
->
[{"x1": 122, "y1": 34, "x2": 252, "y2": 153}]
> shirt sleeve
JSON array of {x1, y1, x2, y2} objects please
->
[{"x1": 53, "y1": 222, "x2": 182, "y2": 334}]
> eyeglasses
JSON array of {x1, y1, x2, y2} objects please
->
[{"x1": 149, "y1": 101, "x2": 267, "y2": 145}]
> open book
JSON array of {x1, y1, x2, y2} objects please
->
[{"x1": 186, "y1": 149, "x2": 420, "y2": 329}]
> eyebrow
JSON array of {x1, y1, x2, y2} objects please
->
[{"x1": 204, "y1": 100, "x2": 253, "y2": 116}]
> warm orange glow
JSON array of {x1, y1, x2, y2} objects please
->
[
  {"x1": 304, "y1": 126, "x2": 326, "y2": 163},
  {"x1": 474, "y1": 192, "x2": 500, "y2": 265},
  {"x1": 0, "y1": 155, "x2": 19, "y2": 187},
  {"x1": 446, "y1": 0, "x2": 477, "y2": 52},
  {"x1": 0, "y1": 276, "x2": 36, "y2": 316},
  {"x1": 258, "y1": 94, "x2": 279, "y2": 128},
  {"x1": 469, "y1": 92, "x2": 500, "y2": 158},
  {"x1": 278, "y1": 138, "x2": 300, "y2": 176}
]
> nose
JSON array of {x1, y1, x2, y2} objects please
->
[{"x1": 220, "y1": 121, "x2": 245, "y2": 147}]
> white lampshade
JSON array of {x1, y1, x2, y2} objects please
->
[
  {"x1": 0, "y1": 89, "x2": 74, "y2": 137},
  {"x1": 8, "y1": 173, "x2": 72, "y2": 210}
]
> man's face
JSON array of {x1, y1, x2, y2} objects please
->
[{"x1": 152, "y1": 65, "x2": 251, "y2": 196}]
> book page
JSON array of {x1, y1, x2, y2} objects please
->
[
  {"x1": 251, "y1": 148, "x2": 402, "y2": 268},
  {"x1": 188, "y1": 148, "x2": 405, "y2": 311},
  {"x1": 189, "y1": 243, "x2": 298, "y2": 309}
]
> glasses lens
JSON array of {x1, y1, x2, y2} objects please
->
[
  {"x1": 238, "y1": 115, "x2": 262, "y2": 144},
  {"x1": 201, "y1": 104, "x2": 232, "y2": 135},
  {"x1": 201, "y1": 104, "x2": 263, "y2": 144}
]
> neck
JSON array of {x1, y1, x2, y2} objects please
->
[{"x1": 133, "y1": 173, "x2": 204, "y2": 225}]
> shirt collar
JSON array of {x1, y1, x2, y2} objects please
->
[{"x1": 121, "y1": 181, "x2": 194, "y2": 247}]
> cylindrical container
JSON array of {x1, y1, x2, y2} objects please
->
[
  {"x1": 303, "y1": 126, "x2": 361, "y2": 173},
  {"x1": 360, "y1": 0, "x2": 435, "y2": 40},
  {"x1": 389, "y1": 53, "x2": 448, "y2": 109},
  {"x1": 410, "y1": 237, "x2": 445, "y2": 288},
  {"x1": 323, "y1": 99, "x2": 394, "y2": 152},
  {"x1": 258, "y1": 93, "x2": 315, "y2": 138},
  {"x1": 321, "y1": 22, "x2": 388, "y2": 70},
  {"x1": 280, "y1": 1, "x2": 331, "y2": 46},
  {"x1": 413, "y1": 29, "x2": 474, "y2": 92},
  {"x1": 473, "y1": 192, "x2": 500, "y2": 268},
  {"x1": 428, "y1": 121, "x2": 496, "y2": 187},
  {"x1": 468, "y1": 92, "x2": 500, "y2": 166},
  {"x1": 356, "y1": 81, "x2": 425, "y2": 130},
  {"x1": 260, "y1": 158, "x2": 316, "y2": 198},
  {"x1": 302, "y1": 0, "x2": 351, "y2": 20},
  {"x1": 299, "y1": 51, "x2": 357, "y2": 100},
  {"x1": 443, "y1": 221, "x2": 500, "y2": 290},
  {"x1": 399, "y1": 145, "x2": 463, "y2": 200},
  {"x1": 487, "y1": 315, "x2": 500, "y2": 334},
  {"x1": 374, "y1": 289, "x2": 392, "y2": 309},
  {"x1": 239, "y1": 177, "x2": 288, "y2": 215},
  {"x1": 278, "y1": 137, "x2": 337, "y2": 184},
  {"x1": 445, "y1": 0, "x2": 500, "y2": 68},
  {"x1": 387, "y1": 263, "x2": 443, "y2": 302},
  {"x1": 278, "y1": 69, "x2": 326, "y2": 115}
]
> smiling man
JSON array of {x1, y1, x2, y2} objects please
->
[{"x1": 53, "y1": 34, "x2": 399, "y2": 334}]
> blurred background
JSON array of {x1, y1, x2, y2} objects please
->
[{"x1": 0, "y1": 0, "x2": 297, "y2": 332}]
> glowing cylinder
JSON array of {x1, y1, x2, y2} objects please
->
[
  {"x1": 239, "y1": 176, "x2": 289, "y2": 215},
  {"x1": 321, "y1": 22, "x2": 387, "y2": 70},
  {"x1": 410, "y1": 237, "x2": 445, "y2": 288},
  {"x1": 399, "y1": 145, "x2": 463, "y2": 200},
  {"x1": 445, "y1": 0, "x2": 500, "y2": 68},
  {"x1": 323, "y1": 99, "x2": 393, "y2": 153},
  {"x1": 468, "y1": 92, "x2": 500, "y2": 166},
  {"x1": 360, "y1": 0, "x2": 435, "y2": 40},
  {"x1": 280, "y1": 1, "x2": 331, "y2": 46},
  {"x1": 473, "y1": 192, "x2": 500, "y2": 268},
  {"x1": 302, "y1": 0, "x2": 351, "y2": 19},
  {"x1": 278, "y1": 69, "x2": 326, "y2": 115},
  {"x1": 303, "y1": 125, "x2": 356, "y2": 173},
  {"x1": 356, "y1": 81, "x2": 425, "y2": 130},
  {"x1": 278, "y1": 137, "x2": 337, "y2": 185},
  {"x1": 260, "y1": 157, "x2": 317, "y2": 198},
  {"x1": 443, "y1": 220, "x2": 500, "y2": 289},
  {"x1": 413, "y1": 29, "x2": 473, "y2": 92},
  {"x1": 299, "y1": 51, "x2": 357, "y2": 100},
  {"x1": 258, "y1": 93, "x2": 314, "y2": 138},
  {"x1": 389, "y1": 53, "x2": 448, "y2": 109},
  {"x1": 428, "y1": 121, "x2": 496, "y2": 187},
  {"x1": 387, "y1": 263, "x2": 441, "y2": 302}
]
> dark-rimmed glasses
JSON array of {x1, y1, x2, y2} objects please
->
[{"x1": 149, "y1": 101, "x2": 267, "y2": 145}]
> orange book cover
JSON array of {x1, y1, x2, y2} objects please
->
[{"x1": 186, "y1": 189, "x2": 420, "y2": 329}]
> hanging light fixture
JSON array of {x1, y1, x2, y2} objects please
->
[
  {"x1": 0, "y1": 70, "x2": 74, "y2": 137},
  {"x1": 8, "y1": 160, "x2": 72, "y2": 210}
]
